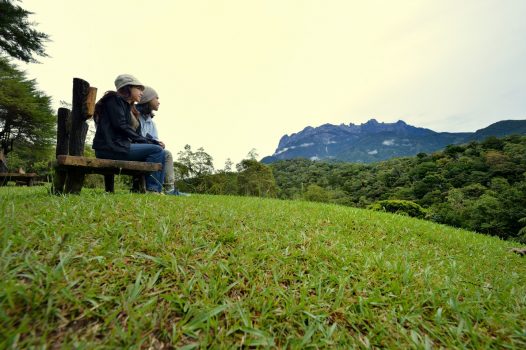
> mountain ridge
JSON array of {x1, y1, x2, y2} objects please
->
[{"x1": 262, "y1": 119, "x2": 526, "y2": 163}]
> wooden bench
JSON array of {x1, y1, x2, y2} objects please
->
[
  {"x1": 52, "y1": 78, "x2": 162, "y2": 194},
  {"x1": 0, "y1": 173, "x2": 38, "y2": 186}
]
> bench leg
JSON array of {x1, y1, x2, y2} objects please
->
[
  {"x1": 130, "y1": 175, "x2": 147, "y2": 193},
  {"x1": 137, "y1": 175, "x2": 147, "y2": 193},
  {"x1": 52, "y1": 167, "x2": 67, "y2": 194},
  {"x1": 131, "y1": 175, "x2": 149, "y2": 193},
  {"x1": 104, "y1": 174, "x2": 115, "y2": 193},
  {"x1": 65, "y1": 170, "x2": 85, "y2": 194}
]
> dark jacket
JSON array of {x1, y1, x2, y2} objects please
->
[{"x1": 92, "y1": 93, "x2": 149, "y2": 154}]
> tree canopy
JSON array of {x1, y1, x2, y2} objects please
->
[
  {"x1": 236, "y1": 159, "x2": 277, "y2": 197},
  {"x1": 176, "y1": 144, "x2": 214, "y2": 179},
  {"x1": 0, "y1": 0, "x2": 49, "y2": 62},
  {"x1": 269, "y1": 135, "x2": 526, "y2": 242},
  {"x1": 0, "y1": 56, "x2": 55, "y2": 165}
]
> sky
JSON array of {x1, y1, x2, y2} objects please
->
[{"x1": 18, "y1": 0, "x2": 526, "y2": 168}]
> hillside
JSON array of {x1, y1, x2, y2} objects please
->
[
  {"x1": 269, "y1": 135, "x2": 526, "y2": 241},
  {"x1": 1, "y1": 187, "x2": 525, "y2": 348},
  {"x1": 262, "y1": 119, "x2": 526, "y2": 163}
]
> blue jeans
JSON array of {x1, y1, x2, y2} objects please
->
[{"x1": 95, "y1": 144, "x2": 165, "y2": 192}]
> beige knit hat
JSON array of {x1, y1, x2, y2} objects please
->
[
  {"x1": 114, "y1": 74, "x2": 144, "y2": 90},
  {"x1": 139, "y1": 86, "x2": 159, "y2": 104}
]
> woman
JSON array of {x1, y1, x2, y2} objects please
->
[
  {"x1": 137, "y1": 86, "x2": 186, "y2": 195},
  {"x1": 92, "y1": 74, "x2": 165, "y2": 193}
]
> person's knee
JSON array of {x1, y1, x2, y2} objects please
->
[
  {"x1": 151, "y1": 145, "x2": 164, "y2": 156},
  {"x1": 164, "y1": 149, "x2": 173, "y2": 162},
  {"x1": 155, "y1": 147, "x2": 165, "y2": 162}
]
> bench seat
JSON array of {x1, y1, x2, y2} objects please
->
[
  {"x1": 54, "y1": 155, "x2": 162, "y2": 194},
  {"x1": 55, "y1": 155, "x2": 162, "y2": 175},
  {"x1": 0, "y1": 173, "x2": 38, "y2": 186}
]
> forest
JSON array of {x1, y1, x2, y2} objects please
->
[{"x1": 183, "y1": 135, "x2": 526, "y2": 243}]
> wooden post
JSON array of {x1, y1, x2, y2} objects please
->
[
  {"x1": 0, "y1": 150, "x2": 7, "y2": 173},
  {"x1": 104, "y1": 174, "x2": 115, "y2": 193},
  {"x1": 131, "y1": 175, "x2": 147, "y2": 193},
  {"x1": 69, "y1": 78, "x2": 90, "y2": 156},
  {"x1": 65, "y1": 78, "x2": 94, "y2": 193},
  {"x1": 56, "y1": 108, "x2": 71, "y2": 156},
  {"x1": 52, "y1": 108, "x2": 71, "y2": 194},
  {"x1": 86, "y1": 87, "x2": 98, "y2": 118}
]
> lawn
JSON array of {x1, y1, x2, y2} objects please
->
[{"x1": 1, "y1": 186, "x2": 525, "y2": 348}]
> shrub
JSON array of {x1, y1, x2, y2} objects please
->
[
  {"x1": 303, "y1": 184, "x2": 330, "y2": 203},
  {"x1": 368, "y1": 199, "x2": 427, "y2": 218}
]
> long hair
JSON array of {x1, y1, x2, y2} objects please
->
[
  {"x1": 119, "y1": 85, "x2": 141, "y2": 122},
  {"x1": 93, "y1": 89, "x2": 140, "y2": 126},
  {"x1": 94, "y1": 91, "x2": 117, "y2": 125},
  {"x1": 117, "y1": 85, "x2": 133, "y2": 99}
]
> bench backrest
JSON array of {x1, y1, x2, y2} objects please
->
[{"x1": 56, "y1": 78, "x2": 98, "y2": 159}]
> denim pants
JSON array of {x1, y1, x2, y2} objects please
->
[{"x1": 95, "y1": 143, "x2": 165, "y2": 192}]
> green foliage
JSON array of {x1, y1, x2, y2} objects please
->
[
  {"x1": 178, "y1": 156, "x2": 278, "y2": 199},
  {"x1": 270, "y1": 135, "x2": 526, "y2": 241},
  {"x1": 1, "y1": 187, "x2": 525, "y2": 347},
  {"x1": 176, "y1": 144, "x2": 214, "y2": 178},
  {"x1": 517, "y1": 218, "x2": 526, "y2": 243},
  {"x1": 0, "y1": 57, "x2": 55, "y2": 169},
  {"x1": 1, "y1": 149, "x2": 49, "y2": 174},
  {"x1": 303, "y1": 184, "x2": 330, "y2": 203},
  {"x1": 236, "y1": 159, "x2": 277, "y2": 197},
  {"x1": 368, "y1": 199, "x2": 427, "y2": 218},
  {"x1": 0, "y1": 0, "x2": 49, "y2": 62},
  {"x1": 82, "y1": 174, "x2": 104, "y2": 189},
  {"x1": 179, "y1": 171, "x2": 239, "y2": 195}
]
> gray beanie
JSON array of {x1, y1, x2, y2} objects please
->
[
  {"x1": 114, "y1": 74, "x2": 144, "y2": 90},
  {"x1": 139, "y1": 86, "x2": 159, "y2": 104}
]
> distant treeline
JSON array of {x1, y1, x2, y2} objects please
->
[{"x1": 184, "y1": 135, "x2": 526, "y2": 242}]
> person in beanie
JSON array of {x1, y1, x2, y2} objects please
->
[
  {"x1": 137, "y1": 86, "x2": 186, "y2": 195},
  {"x1": 92, "y1": 74, "x2": 165, "y2": 193}
]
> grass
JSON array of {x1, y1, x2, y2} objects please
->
[{"x1": 0, "y1": 186, "x2": 525, "y2": 348}]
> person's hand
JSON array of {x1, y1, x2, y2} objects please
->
[{"x1": 159, "y1": 141, "x2": 165, "y2": 149}]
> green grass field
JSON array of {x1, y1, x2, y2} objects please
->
[{"x1": 1, "y1": 186, "x2": 525, "y2": 348}]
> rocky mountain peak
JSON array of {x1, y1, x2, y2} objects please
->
[{"x1": 261, "y1": 119, "x2": 526, "y2": 164}]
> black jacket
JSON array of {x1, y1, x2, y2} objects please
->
[{"x1": 92, "y1": 94, "x2": 149, "y2": 154}]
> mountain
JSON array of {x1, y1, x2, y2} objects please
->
[
  {"x1": 470, "y1": 120, "x2": 526, "y2": 141},
  {"x1": 261, "y1": 119, "x2": 526, "y2": 163}
]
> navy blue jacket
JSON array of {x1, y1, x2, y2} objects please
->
[{"x1": 92, "y1": 94, "x2": 149, "y2": 154}]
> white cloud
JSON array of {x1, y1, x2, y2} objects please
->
[
  {"x1": 368, "y1": 150, "x2": 378, "y2": 155},
  {"x1": 382, "y1": 139, "x2": 395, "y2": 146},
  {"x1": 274, "y1": 147, "x2": 289, "y2": 155}
]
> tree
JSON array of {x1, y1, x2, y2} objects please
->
[
  {"x1": 0, "y1": 0, "x2": 49, "y2": 62},
  {"x1": 368, "y1": 199, "x2": 427, "y2": 219},
  {"x1": 236, "y1": 159, "x2": 277, "y2": 197},
  {"x1": 0, "y1": 57, "x2": 55, "y2": 168},
  {"x1": 303, "y1": 184, "x2": 329, "y2": 203},
  {"x1": 246, "y1": 148, "x2": 259, "y2": 160},
  {"x1": 176, "y1": 144, "x2": 214, "y2": 178},
  {"x1": 223, "y1": 158, "x2": 233, "y2": 172},
  {"x1": 193, "y1": 147, "x2": 214, "y2": 176}
]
